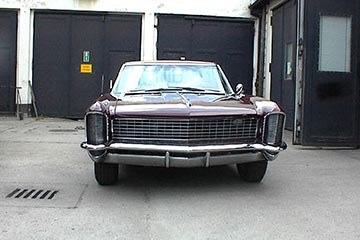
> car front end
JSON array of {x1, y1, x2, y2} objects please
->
[{"x1": 81, "y1": 61, "x2": 287, "y2": 185}]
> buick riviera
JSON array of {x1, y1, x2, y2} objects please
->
[{"x1": 81, "y1": 61, "x2": 287, "y2": 185}]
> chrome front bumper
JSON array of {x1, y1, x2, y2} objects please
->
[{"x1": 80, "y1": 142, "x2": 287, "y2": 167}]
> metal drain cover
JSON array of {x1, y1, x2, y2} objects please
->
[
  {"x1": 6, "y1": 188, "x2": 59, "y2": 200},
  {"x1": 0, "y1": 183, "x2": 86, "y2": 209}
]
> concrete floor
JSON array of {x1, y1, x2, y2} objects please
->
[{"x1": 0, "y1": 117, "x2": 359, "y2": 240}]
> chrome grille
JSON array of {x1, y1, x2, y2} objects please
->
[{"x1": 112, "y1": 117, "x2": 259, "y2": 146}]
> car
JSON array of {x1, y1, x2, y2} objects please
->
[{"x1": 80, "y1": 60, "x2": 287, "y2": 185}]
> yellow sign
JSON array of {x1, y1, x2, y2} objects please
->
[{"x1": 80, "y1": 64, "x2": 92, "y2": 74}]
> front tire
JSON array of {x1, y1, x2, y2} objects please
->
[
  {"x1": 236, "y1": 160, "x2": 268, "y2": 183},
  {"x1": 94, "y1": 162, "x2": 119, "y2": 185}
]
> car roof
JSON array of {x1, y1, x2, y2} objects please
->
[{"x1": 123, "y1": 60, "x2": 218, "y2": 66}]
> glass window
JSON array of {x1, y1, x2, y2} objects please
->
[
  {"x1": 112, "y1": 64, "x2": 228, "y2": 95},
  {"x1": 319, "y1": 15, "x2": 351, "y2": 72},
  {"x1": 285, "y1": 43, "x2": 293, "y2": 79}
]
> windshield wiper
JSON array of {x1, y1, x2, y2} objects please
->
[
  {"x1": 167, "y1": 86, "x2": 222, "y2": 93},
  {"x1": 213, "y1": 94, "x2": 239, "y2": 102},
  {"x1": 127, "y1": 88, "x2": 177, "y2": 93},
  {"x1": 121, "y1": 88, "x2": 167, "y2": 95},
  {"x1": 112, "y1": 89, "x2": 165, "y2": 98},
  {"x1": 123, "y1": 87, "x2": 222, "y2": 95}
]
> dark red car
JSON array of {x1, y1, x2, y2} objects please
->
[{"x1": 81, "y1": 61, "x2": 286, "y2": 185}]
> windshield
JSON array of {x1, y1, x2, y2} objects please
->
[{"x1": 111, "y1": 64, "x2": 232, "y2": 95}]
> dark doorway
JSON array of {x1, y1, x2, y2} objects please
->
[
  {"x1": 33, "y1": 12, "x2": 141, "y2": 118},
  {"x1": 157, "y1": 14, "x2": 254, "y2": 93},
  {"x1": 271, "y1": 0, "x2": 297, "y2": 130},
  {"x1": 301, "y1": 0, "x2": 359, "y2": 146},
  {"x1": 0, "y1": 11, "x2": 17, "y2": 114}
]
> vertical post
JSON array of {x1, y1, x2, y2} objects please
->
[
  {"x1": 16, "y1": 7, "x2": 32, "y2": 106},
  {"x1": 142, "y1": 12, "x2": 156, "y2": 61}
]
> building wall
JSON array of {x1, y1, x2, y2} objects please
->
[{"x1": 0, "y1": 0, "x2": 254, "y2": 105}]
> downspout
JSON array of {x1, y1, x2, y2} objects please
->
[{"x1": 294, "y1": 0, "x2": 305, "y2": 144}]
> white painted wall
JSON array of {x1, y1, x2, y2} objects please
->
[{"x1": 0, "y1": 0, "x2": 254, "y2": 105}]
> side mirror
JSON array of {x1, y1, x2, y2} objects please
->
[
  {"x1": 110, "y1": 80, "x2": 113, "y2": 90},
  {"x1": 235, "y1": 83, "x2": 244, "y2": 95}
]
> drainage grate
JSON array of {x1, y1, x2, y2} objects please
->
[
  {"x1": 1, "y1": 183, "x2": 85, "y2": 208},
  {"x1": 6, "y1": 188, "x2": 59, "y2": 200}
]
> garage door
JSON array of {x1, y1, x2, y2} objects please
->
[
  {"x1": 157, "y1": 14, "x2": 254, "y2": 92},
  {"x1": 33, "y1": 12, "x2": 141, "y2": 118},
  {"x1": 0, "y1": 11, "x2": 17, "y2": 114}
]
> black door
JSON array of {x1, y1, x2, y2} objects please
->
[
  {"x1": 271, "y1": 0, "x2": 297, "y2": 130},
  {"x1": 0, "y1": 11, "x2": 17, "y2": 114},
  {"x1": 33, "y1": 12, "x2": 141, "y2": 118},
  {"x1": 33, "y1": 14, "x2": 71, "y2": 117},
  {"x1": 103, "y1": 15, "x2": 142, "y2": 90},
  {"x1": 68, "y1": 15, "x2": 104, "y2": 117},
  {"x1": 301, "y1": 0, "x2": 358, "y2": 146},
  {"x1": 157, "y1": 15, "x2": 254, "y2": 92}
]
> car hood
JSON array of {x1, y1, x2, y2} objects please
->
[{"x1": 91, "y1": 93, "x2": 281, "y2": 117}]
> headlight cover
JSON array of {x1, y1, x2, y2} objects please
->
[
  {"x1": 263, "y1": 112, "x2": 286, "y2": 146},
  {"x1": 86, "y1": 112, "x2": 107, "y2": 145}
]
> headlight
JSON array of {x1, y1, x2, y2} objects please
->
[
  {"x1": 86, "y1": 112, "x2": 107, "y2": 145},
  {"x1": 263, "y1": 112, "x2": 286, "y2": 146}
]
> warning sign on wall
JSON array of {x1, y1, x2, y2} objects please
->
[{"x1": 80, "y1": 64, "x2": 92, "y2": 74}]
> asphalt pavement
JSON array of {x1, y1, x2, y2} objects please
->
[{"x1": 0, "y1": 117, "x2": 359, "y2": 240}]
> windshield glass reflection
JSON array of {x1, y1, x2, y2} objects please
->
[{"x1": 111, "y1": 65, "x2": 229, "y2": 95}]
